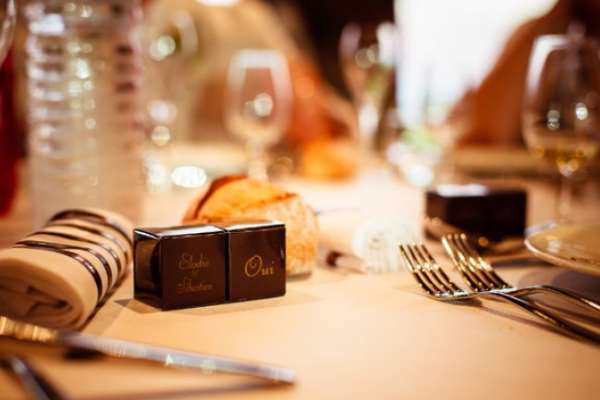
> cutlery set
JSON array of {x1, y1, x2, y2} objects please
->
[
  {"x1": 401, "y1": 233, "x2": 600, "y2": 345},
  {"x1": 1, "y1": 229, "x2": 599, "y2": 398}
]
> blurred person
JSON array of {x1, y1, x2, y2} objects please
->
[
  {"x1": 266, "y1": 0, "x2": 393, "y2": 94},
  {"x1": 446, "y1": 0, "x2": 600, "y2": 146}
]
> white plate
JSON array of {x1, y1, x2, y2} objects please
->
[{"x1": 525, "y1": 224, "x2": 600, "y2": 276}]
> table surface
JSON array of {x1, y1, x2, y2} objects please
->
[{"x1": 1, "y1": 168, "x2": 600, "y2": 400}]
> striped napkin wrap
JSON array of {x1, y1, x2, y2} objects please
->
[{"x1": 0, "y1": 208, "x2": 134, "y2": 329}]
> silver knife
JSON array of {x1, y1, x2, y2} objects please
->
[
  {"x1": 0, "y1": 316, "x2": 295, "y2": 384},
  {"x1": 1, "y1": 355, "x2": 68, "y2": 400}
]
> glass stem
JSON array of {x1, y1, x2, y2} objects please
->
[
  {"x1": 556, "y1": 175, "x2": 574, "y2": 224},
  {"x1": 246, "y1": 141, "x2": 268, "y2": 181},
  {"x1": 357, "y1": 102, "x2": 379, "y2": 151}
]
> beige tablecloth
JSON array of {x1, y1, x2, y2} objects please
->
[{"x1": 1, "y1": 168, "x2": 600, "y2": 399}]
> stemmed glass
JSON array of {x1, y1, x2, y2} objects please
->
[
  {"x1": 339, "y1": 22, "x2": 397, "y2": 155},
  {"x1": 225, "y1": 49, "x2": 292, "y2": 181},
  {"x1": 144, "y1": 10, "x2": 205, "y2": 190},
  {"x1": 523, "y1": 32, "x2": 600, "y2": 223}
]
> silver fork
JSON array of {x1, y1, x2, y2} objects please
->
[
  {"x1": 442, "y1": 233, "x2": 600, "y2": 315},
  {"x1": 399, "y1": 243, "x2": 600, "y2": 344}
]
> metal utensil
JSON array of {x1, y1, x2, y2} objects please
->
[
  {"x1": 1, "y1": 355, "x2": 67, "y2": 400},
  {"x1": 442, "y1": 233, "x2": 600, "y2": 315},
  {"x1": 0, "y1": 316, "x2": 295, "y2": 384},
  {"x1": 399, "y1": 243, "x2": 600, "y2": 344},
  {"x1": 423, "y1": 217, "x2": 526, "y2": 255}
]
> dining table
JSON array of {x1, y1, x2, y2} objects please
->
[{"x1": 1, "y1": 157, "x2": 600, "y2": 400}]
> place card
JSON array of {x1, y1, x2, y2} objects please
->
[
  {"x1": 216, "y1": 221, "x2": 286, "y2": 302},
  {"x1": 133, "y1": 221, "x2": 286, "y2": 310},
  {"x1": 425, "y1": 184, "x2": 527, "y2": 241},
  {"x1": 134, "y1": 225, "x2": 227, "y2": 310}
]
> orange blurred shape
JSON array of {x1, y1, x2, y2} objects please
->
[{"x1": 285, "y1": 58, "x2": 335, "y2": 145}]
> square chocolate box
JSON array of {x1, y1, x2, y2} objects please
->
[
  {"x1": 134, "y1": 225, "x2": 227, "y2": 310},
  {"x1": 425, "y1": 184, "x2": 527, "y2": 242},
  {"x1": 217, "y1": 221, "x2": 286, "y2": 302}
]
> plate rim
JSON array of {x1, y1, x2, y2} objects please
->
[{"x1": 525, "y1": 225, "x2": 600, "y2": 277}]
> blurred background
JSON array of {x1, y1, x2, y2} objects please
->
[{"x1": 0, "y1": 0, "x2": 598, "y2": 224}]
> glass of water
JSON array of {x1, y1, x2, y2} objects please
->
[{"x1": 225, "y1": 49, "x2": 292, "y2": 181}]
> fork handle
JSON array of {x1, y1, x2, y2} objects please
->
[
  {"x1": 480, "y1": 291, "x2": 600, "y2": 344},
  {"x1": 510, "y1": 285, "x2": 600, "y2": 315}
]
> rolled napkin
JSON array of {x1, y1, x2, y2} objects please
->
[{"x1": 0, "y1": 208, "x2": 134, "y2": 329}]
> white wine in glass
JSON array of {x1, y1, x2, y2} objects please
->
[
  {"x1": 225, "y1": 50, "x2": 292, "y2": 181},
  {"x1": 523, "y1": 33, "x2": 600, "y2": 222},
  {"x1": 524, "y1": 124, "x2": 598, "y2": 177}
]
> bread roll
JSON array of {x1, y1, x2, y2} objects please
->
[
  {"x1": 183, "y1": 176, "x2": 318, "y2": 276},
  {"x1": 299, "y1": 138, "x2": 359, "y2": 180}
]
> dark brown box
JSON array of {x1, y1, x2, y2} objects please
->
[
  {"x1": 134, "y1": 225, "x2": 227, "y2": 310},
  {"x1": 425, "y1": 184, "x2": 527, "y2": 242},
  {"x1": 217, "y1": 221, "x2": 286, "y2": 302}
]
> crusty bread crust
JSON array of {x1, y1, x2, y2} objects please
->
[{"x1": 182, "y1": 176, "x2": 318, "y2": 275}]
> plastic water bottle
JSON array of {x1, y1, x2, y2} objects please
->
[{"x1": 24, "y1": 0, "x2": 144, "y2": 226}]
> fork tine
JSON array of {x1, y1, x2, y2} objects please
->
[
  {"x1": 416, "y1": 244, "x2": 461, "y2": 291},
  {"x1": 451, "y1": 234, "x2": 498, "y2": 290},
  {"x1": 415, "y1": 244, "x2": 462, "y2": 292},
  {"x1": 455, "y1": 234, "x2": 510, "y2": 288},
  {"x1": 403, "y1": 244, "x2": 449, "y2": 294},
  {"x1": 406, "y1": 244, "x2": 450, "y2": 292},
  {"x1": 399, "y1": 244, "x2": 438, "y2": 296},
  {"x1": 403, "y1": 244, "x2": 455, "y2": 294},
  {"x1": 442, "y1": 235, "x2": 488, "y2": 291},
  {"x1": 398, "y1": 244, "x2": 415, "y2": 272},
  {"x1": 412, "y1": 244, "x2": 460, "y2": 293}
]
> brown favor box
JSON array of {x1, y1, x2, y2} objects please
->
[
  {"x1": 425, "y1": 184, "x2": 527, "y2": 242},
  {"x1": 134, "y1": 225, "x2": 227, "y2": 310},
  {"x1": 133, "y1": 221, "x2": 286, "y2": 310},
  {"x1": 216, "y1": 221, "x2": 286, "y2": 302}
]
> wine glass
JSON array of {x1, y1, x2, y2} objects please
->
[
  {"x1": 225, "y1": 49, "x2": 292, "y2": 181},
  {"x1": 144, "y1": 9, "x2": 205, "y2": 190},
  {"x1": 339, "y1": 22, "x2": 397, "y2": 155},
  {"x1": 0, "y1": 0, "x2": 14, "y2": 64},
  {"x1": 523, "y1": 32, "x2": 600, "y2": 223}
]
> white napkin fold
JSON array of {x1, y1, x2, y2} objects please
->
[
  {"x1": 0, "y1": 208, "x2": 133, "y2": 329},
  {"x1": 319, "y1": 210, "x2": 420, "y2": 273}
]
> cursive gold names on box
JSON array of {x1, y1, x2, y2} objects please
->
[
  {"x1": 176, "y1": 277, "x2": 213, "y2": 294},
  {"x1": 244, "y1": 255, "x2": 275, "y2": 278}
]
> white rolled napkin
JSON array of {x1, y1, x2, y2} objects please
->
[
  {"x1": 319, "y1": 210, "x2": 419, "y2": 273},
  {"x1": 0, "y1": 208, "x2": 134, "y2": 329}
]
